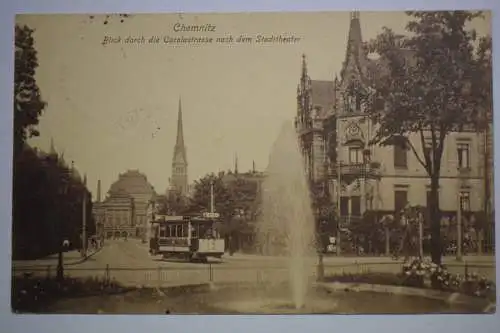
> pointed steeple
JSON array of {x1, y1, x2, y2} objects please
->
[
  {"x1": 341, "y1": 11, "x2": 368, "y2": 80},
  {"x1": 234, "y1": 153, "x2": 239, "y2": 175},
  {"x1": 300, "y1": 53, "x2": 309, "y2": 88},
  {"x1": 252, "y1": 160, "x2": 256, "y2": 173},
  {"x1": 171, "y1": 96, "x2": 188, "y2": 196},
  {"x1": 175, "y1": 97, "x2": 185, "y2": 148},
  {"x1": 49, "y1": 137, "x2": 56, "y2": 155},
  {"x1": 97, "y1": 179, "x2": 101, "y2": 202},
  {"x1": 173, "y1": 96, "x2": 187, "y2": 164}
]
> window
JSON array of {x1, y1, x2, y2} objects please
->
[
  {"x1": 159, "y1": 226, "x2": 167, "y2": 238},
  {"x1": 340, "y1": 197, "x2": 349, "y2": 216},
  {"x1": 393, "y1": 138, "x2": 408, "y2": 168},
  {"x1": 351, "y1": 196, "x2": 361, "y2": 216},
  {"x1": 355, "y1": 92, "x2": 362, "y2": 112},
  {"x1": 460, "y1": 192, "x2": 470, "y2": 212},
  {"x1": 191, "y1": 224, "x2": 198, "y2": 238},
  {"x1": 176, "y1": 225, "x2": 183, "y2": 238},
  {"x1": 365, "y1": 196, "x2": 373, "y2": 210},
  {"x1": 394, "y1": 190, "x2": 408, "y2": 212},
  {"x1": 457, "y1": 143, "x2": 470, "y2": 169},
  {"x1": 423, "y1": 140, "x2": 432, "y2": 160},
  {"x1": 349, "y1": 147, "x2": 363, "y2": 164}
]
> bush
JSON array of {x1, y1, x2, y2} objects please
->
[
  {"x1": 12, "y1": 274, "x2": 126, "y2": 313},
  {"x1": 401, "y1": 256, "x2": 495, "y2": 299},
  {"x1": 323, "y1": 257, "x2": 495, "y2": 301}
]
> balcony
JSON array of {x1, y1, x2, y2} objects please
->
[
  {"x1": 328, "y1": 162, "x2": 381, "y2": 180},
  {"x1": 338, "y1": 215, "x2": 362, "y2": 228}
]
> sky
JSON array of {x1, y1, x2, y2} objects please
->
[{"x1": 15, "y1": 11, "x2": 491, "y2": 200}]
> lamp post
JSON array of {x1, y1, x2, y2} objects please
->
[
  {"x1": 336, "y1": 159, "x2": 342, "y2": 256},
  {"x1": 456, "y1": 192, "x2": 463, "y2": 262},
  {"x1": 81, "y1": 186, "x2": 87, "y2": 259},
  {"x1": 316, "y1": 208, "x2": 324, "y2": 281},
  {"x1": 56, "y1": 177, "x2": 69, "y2": 281},
  {"x1": 418, "y1": 210, "x2": 424, "y2": 258}
]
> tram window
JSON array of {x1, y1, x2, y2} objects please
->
[
  {"x1": 191, "y1": 224, "x2": 198, "y2": 238},
  {"x1": 182, "y1": 224, "x2": 189, "y2": 237},
  {"x1": 159, "y1": 226, "x2": 167, "y2": 238},
  {"x1": 198, "y1": 224, "x2": 207, "y2": 238},
  {"x1": 176, "y1": 225, "x2": 183, "y2": 238}
]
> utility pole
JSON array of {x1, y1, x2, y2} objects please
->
[
  {"x1": 418, "y1": 211, "x2": 423, "y2": 258},
  {"x1": 82, "y1": 175, "x2": 87, "y2": 258},
  {"x1": 210, "y1": 180, "x2": 215, "y2": 214},
  {"x1": 336, "y1": 160, "x2": 342, "y2": 256},
  {"x1": 82, "y1": 189, "x2": 87, "y2": 258},
  {"x1": 456, "y1": 192, "x2": 463, "y2": 261}
]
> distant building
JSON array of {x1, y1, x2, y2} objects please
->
[
  {"x1": 93, "y1": 170, "x2": 156, "y2": 239},
  {"x1": 295, "y1": 12, "x2": 492, "y2": 237},
  {"x1": 169, "y1": 97, "x2": 189, "y2": 196}
]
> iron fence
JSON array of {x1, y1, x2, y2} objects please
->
[{"x1": 12, "y1": 259, "x2": 495, "y2": 289}]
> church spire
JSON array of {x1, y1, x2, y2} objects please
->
[
  {"x1": 341, "y1": 11, "x2": 368, "y2": 80},
  {"x1": 300, "y1": 53, "x2": 309, "y2": 87},
  {"x1": 173, "y1": 96, "x2": 187, "y2": 164},
  {"x1": 171, "y1": 96, "x2": 188, "y2": 196},
  {"x1": 49, "y1": 137, "x2": 56, "y2": 155},
  {"x1": 97, "y1": 179, "x2": 101, "y2": 202},
  {"x1": 176, "y1": 97, "x2": 185, "y2": 148},
  {"x1": 234, "y1": 153, "x2": 239, "y2": 175}
]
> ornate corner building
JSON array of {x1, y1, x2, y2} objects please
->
[{"x1": 295, "y1": 12, "x2": 493, "y2": 242}]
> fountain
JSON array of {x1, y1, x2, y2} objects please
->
[{"x1": 257, "y1": 120, "x2": 317, "y2": 309}]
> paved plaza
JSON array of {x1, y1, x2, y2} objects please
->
[{"x1": 12, "y1": 239, "x2": 496, "y2": 288}]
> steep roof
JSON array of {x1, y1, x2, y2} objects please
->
[
  {"x1": 173, "y1": 97, "x2": 188, "y2": 165},
  {"x1": 108, "y1": 169, "x2": 156, "y2": 206},
  {"x1": 310, "y1": 80, "x2": 335, "y2": 117}
]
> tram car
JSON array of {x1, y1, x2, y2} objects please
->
[{"x1": 148, "y1": 213, "x2": 225, "y2": 262}]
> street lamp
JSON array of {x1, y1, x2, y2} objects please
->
[
  {"x1": 56, "y1": 177, "x2": 70, "y2": 281},
  {"x1": 315, "y1": 208, "x2": 325, "y2": 281},
  {"x1": 456, "y1": 192, "x2": 463, "y2": 262}
]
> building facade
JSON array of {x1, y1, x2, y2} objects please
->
[
  {"x1": 92, "y1": 170, "x2": 157, "y2": 239},
  {"x1": 295, "y1": 12, "x2": 492, "y2": 236}
]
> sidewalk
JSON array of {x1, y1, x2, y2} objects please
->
[
  {"x1": 12, "y1": 246, "x2": 103, "y2": 269},
  {"x1": 225, "y1": 252, "x2": 495, "y2": 266}
]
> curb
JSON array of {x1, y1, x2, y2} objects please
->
[
  {"x1": 64, "y1": 246, "x2": 103, "y2": 266},
  {"x1": 317, "y1": 281, "x2": 495, "y2": 313},
  {"x1": 13, "y1": 246, "x2": 104, "y2": 269}
]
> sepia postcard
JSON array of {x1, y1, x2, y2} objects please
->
[{"x1": 11, "y1": 11, "x2": 495, "y2": 315}]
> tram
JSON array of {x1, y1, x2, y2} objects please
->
[{"x1": 148, "y1": 212, "x2": 225, "y2": 262}]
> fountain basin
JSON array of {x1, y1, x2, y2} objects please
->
[{"x1": 40, "y1": 282, "x2": 494, "y2": 314}]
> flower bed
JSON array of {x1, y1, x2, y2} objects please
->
[
  {"x1": 12, "y1": 273, "x2": 129, "y2": 313},
  {"x1": 402, "y1": 257, "x2": 495, "y2": 301},
  {"x1": 324, "y1": 257, "x2": 496, "y2": 303}
]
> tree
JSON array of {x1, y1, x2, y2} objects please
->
[
  {"x1": 188, "y1": 173, "x2": 233, "y2": 219},
  {"x1": 14, "y1": 25, "x2": 46, "y2": 156},
  {"x1": 12, "y1": 146, "x2": 94, "y2": 260},
  {"x1": 188, "y1": 172, "x2": 261, "y2": 252},
  {"x1": 366, "y1": 11, "x2": 490, "y2": 265},
  {"x1": 158, "y1": 191, "x2": 189, "y2": 215}
]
